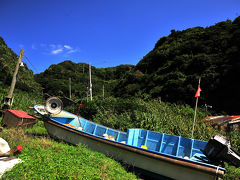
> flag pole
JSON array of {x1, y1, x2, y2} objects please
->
[{"x1": 191, "y1": 78, "x2": 201, "y2": 139}]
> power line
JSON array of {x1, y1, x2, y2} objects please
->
[{"x1": 23, "y1": 55, "x2": 39, "y2": 73}]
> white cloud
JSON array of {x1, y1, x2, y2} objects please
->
[
  {"x1": 64, "y1": 45, "x2": 72, "y2": 49},
  {"x1": 35, "y1": 43, "x2": 80, "y2": 55},
  {"x1": 51, "y1": 48, "x2": 63, "y2": 54},
  {"x1": 67, "y1": 49, "x2": 78, "y2": 54}
]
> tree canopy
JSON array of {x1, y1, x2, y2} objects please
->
[
  {"x1": 0, "y1": 37, "x2": 40, "y2": 92},
  {"x1": 115, "y1": 17, "x2": 240, "y2": 114}
]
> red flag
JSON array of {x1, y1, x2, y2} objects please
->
[
  {"x1": 195, "y1": 87, "x2": 202, "y2": 98},
  {"x1": 76, "y1": 103, "x2": 83, "y2": 116}
]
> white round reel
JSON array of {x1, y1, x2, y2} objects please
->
[{"x1": 45, "y1": 97, "x2": 63, "y2": 115}]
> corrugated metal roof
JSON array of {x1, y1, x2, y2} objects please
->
[{"x1": 7, "y1": 110, "x2": 35, "y2": 119}]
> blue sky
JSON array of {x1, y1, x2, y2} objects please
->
[{"x1": 0, "y1": 0, "x2": 239, "y2": 74}]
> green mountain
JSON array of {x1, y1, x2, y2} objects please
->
[
  {"x1": 34, "y1": 60, "x2": 134, "y2": 98},
  {"x1": 0, "y1": 37, "x2": 40, "y2": 92},
  {"x1": 115, "y1": 16, "x2": 240, "y2": 114},
  {"x1": 1, "y1": 16, "x2": 240, "y2": 114}
]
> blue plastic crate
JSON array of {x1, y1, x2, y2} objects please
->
[
  {"x1": 127, "y1": 129, "x2": 146, "y2": 146},
  {"x1": 160, "y1": 134, "x2": 179, "y2": 156},
  {"x1": 84, "y1": 122, "x2": 96, "y2": 134},
  {"x1": 191, "y1": 140, "x2": 207, "y2": 157},
  {"x1": 177, "y1": 137, "x2": 192, "y2": 158},
  {"x1": 117, "y1": 132, "x2": 128, "y2": 143},
  {"x1": 95, "y1": 126, "x2": 107, "y2": 137},
  {"x1": 146, "y1": 131, "x2": 162, "y2": 151},
  {"x1": 107, "y1": 129, "x2": 119, "y2": 140}
]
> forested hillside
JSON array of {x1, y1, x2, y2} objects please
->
[
  {"x1": 0, "y1": 37, "x2": 40, "y2": 93},
  {"x1": 34, "y1": 61, "x2": 134, "y2": 98},
  {"x1": 1, "y1": 17, "x2": 240, "y2": 114},
  {"x1": 115, "y1": 16, "x2": 240, "y2": 114}
]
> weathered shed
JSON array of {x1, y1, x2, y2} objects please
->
[{"x1": 2, "y1": 110, "x2": 36, "y2": 128}]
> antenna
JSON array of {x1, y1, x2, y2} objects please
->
[{"x1": 89, "y1": 62, "x2": 92, "y2": 101}]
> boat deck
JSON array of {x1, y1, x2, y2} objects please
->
[{"x1": 35, "y1": 105, "x2": 208, "y2": 162}]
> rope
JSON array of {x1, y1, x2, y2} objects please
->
[{"x1": 216, "y1": 166, "x2": 220, "y2": 178}]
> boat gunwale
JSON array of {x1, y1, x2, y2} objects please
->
[{"x1": 44, "y1": 117, "x2": 225, "y2": 178}]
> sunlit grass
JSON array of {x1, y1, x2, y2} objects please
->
[{"x1": 1, "y1": 128, "x2": 137, "y2": 179}]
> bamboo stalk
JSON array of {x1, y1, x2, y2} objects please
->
[{"x1": 191, "y1": 78, "x2": 201, "y2": 139}]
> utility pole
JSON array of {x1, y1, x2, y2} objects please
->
[
  {"x1": 89, "y1": 62, "x2": 92, "y2": 101},
  {"x1": 103, "y1": 84, "x2": 104, "y2": 99},
  {"x1": 3, "y1": 48, "x2": 24, "y2": 109},
  {"x1": 69, "y1": 77, "x2": 71, "y2": 99},
  {"x1": 86, "y1": 86, "x2": 89, "y2": 102},
  {"x1": 103, "y1": 61, "x2": 106, "y2": 99}
]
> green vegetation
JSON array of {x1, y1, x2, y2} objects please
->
[
  {"x1": 1, "y1": 16, "x2": 240, "y2": 179},
  {"x1": 0, "y1": 87, "x2": 240, "y2": 179},
  {"x1": 0, "y1": 37, "x2": 40, "y2": 93},
  {"x1": 34, "y1": 61, "x2": 134, "y2": 98},
  {"x1": 115, "y1": 16, "x2": 240, "y2": 114},
  {"x1": 0, "y1": 89, "x2": 43, "y2": 113},
  {"x1": 75, "y1": 97, "x2": 214, "y2": 140},
  {"x1": 0, "y1": 89, "x2": 137, "y2": 179},
  {"x1": 0, "y1": 95, "x2": 239, "y2": 179}
]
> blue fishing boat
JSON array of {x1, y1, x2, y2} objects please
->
[{"x1": 34, "y1": 104, "x2": 225, "y2": 180}]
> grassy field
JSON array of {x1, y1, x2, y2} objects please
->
[
  {"x1": 0, "y1": 89, "x2": 240, "y2": 179},
  {"x1": 1, "y1": 119, "x2": 137, "y2": 179}
]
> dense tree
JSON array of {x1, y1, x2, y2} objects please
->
[
  {"x1": 115, "y1": 16, "x2": 240, "y2": 114},
  {"x1": 34, "y1": 61, "x2": 134, "y2": 98},
  {"x1": 0, "y1": 37, "x2": 40, "y2": 93}
]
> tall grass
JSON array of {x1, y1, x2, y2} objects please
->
[
  {"x1": 0, "y1": 88, "x2": 43, "y2": 112},
  {"x1": 74, "y1": 97, "x2": 217, "y2": 141},
  {"x1": 1, "y1": 89, "x2": 240, "y2": 179}
]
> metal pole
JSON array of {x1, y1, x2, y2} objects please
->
[{"x1": 4, "y1": 48, "x2": 24, "y2": 108}]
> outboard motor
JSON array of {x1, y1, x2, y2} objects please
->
[{"x1": 203, "y1": 134, "x2": 240, "y2": 167}]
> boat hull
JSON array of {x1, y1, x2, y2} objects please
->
[{"x1": 44, "y1": 120, "x2": 224, "y2": 180}]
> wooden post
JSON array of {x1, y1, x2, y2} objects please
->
[{"x1": 4, "y1": 48, "x2": 24, "y2": 108}]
